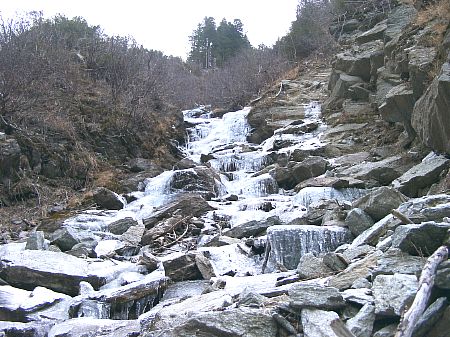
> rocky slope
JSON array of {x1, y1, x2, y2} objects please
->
[{"x1": 0, "y1": 1, "x2": 450, "y2": 337}]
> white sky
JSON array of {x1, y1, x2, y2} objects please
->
[{"x1": 1, "y1": 0, "x2": 299, "y2": 59}]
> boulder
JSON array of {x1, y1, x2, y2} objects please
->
[
  {"x1": 373, "y1": 248, "x2": 426, "y2": 277},
  {"x1": 346, "y1": 303, "x2": 376, "y2": 337},
  {"x1": 297, "y1": 253, "x2": 334, "y2": 279},
  {"x1": 160, "y1": 252, "x2": 202, "y2": 282},
  {"x1": 396, "y1": 194, "x2": 450, "y2": 223},
  {"x1": 107, "y1": 217, "x2": 138, "y2": 235},
  {"x1": 342, "y1": 288, "x2": 373, "y2": 306},
  {"x1": 384, "y1": 5, "x2": 417, "y2": 42},
  {"x1": 375, "y1": 67, "x2": 403, "y2": 107},
  {"x1": 25, "y1": 231, "x2": 47, "y2": 250},
  {"x1": 378, "y1": 83, "x2": 416, "y2": 139},
  {"x1": 412, "y1": 62, "x2": 450, "y2": 155},
  {"x1": 408, "y1": 46, "x2": 437, "y2": 99},
  {"x1": 324, "y1": 73, "x2": 364, "y2": 110},
  {"x1": 372, "y1": 273, "x2": 418, "y2": 316},
  {"x1": 426, "y1": 306, "x2": 450, "y2": 337},
  {"x1": 270, "y1": 156, "x2": 328, "y2": 189},
  {"x1": 92, "y1": 187, "x2": 125, "y2": 210},
  {"x1": 334, "y1": 40, "x2": 384, "y2": 81},
  {"x1": 0, "y1": 321, "x2": 52, "y2": 337},
  {"x1": 0, "y1": 250, "x2": 140, "y2": 296},
  {"x1": 153, "y1": 308, "x2": 277, "y2": 337},
  {"x1": 47, "y1": 318, "x2": 140, "y2": 337},
  {"x1": 223, "y1": 216, "x2": 280, "y2": 238},
  {"x1": 391, "y1": 222, "x2": 450, "y2": 256},
  {"x1": 354, "y1": 186, "x2": 408, "y2": 221},
  {"x1": 391, "y1": 153, "x2": 450, "y2": 197},
  {"x1": 288, "y1": 284, "x2": 345, "y2": 310},
  {"x1": 50, "y1": 227, "x2": 97, "y2": 252},
  {"x1": 267, "y1": 225, "x2": 353, "y2": 270},
  {"x1": 0, "y1": 137, "x2": 21, "y2": 185},
  {"x1": 356, "y1": 21, "x2": 387, "y2": 44},
  {"x1": 337, "y1": 155, "x2": 414, "y2": 186},
  {"x1": 412, "y1": 297, "x2": 448, "y2": 337},
  {"x1": 142, "y1": 193, "x2": 214, "y2": 229},
  {"x1": 345, "y1": 208, "x2": 375, "y2": 236},
  {"x1": 436, "y1": 260, "x2": 450, "y2": 289},
  {"x1": 301, "y1": 308, "x2": 340, "y2": 337},
  {"x1": 169, "y1": 166, "x2": 222, "y2": 198},
  {"x1": 0, "y1": 285, "x2": 71, "y2": 322}
]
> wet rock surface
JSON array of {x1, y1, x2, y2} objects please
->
[{"x1": 1, "y1": 3, "x2": 450, "y2": 336}]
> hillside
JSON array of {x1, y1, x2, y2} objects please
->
[{"x1": 0, "y1": 0, "x2": 449, "y2": 336}]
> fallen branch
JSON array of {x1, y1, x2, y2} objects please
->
[
  {"x1": 274, "y1": 82, "x2": 284, "y2": 98},
  {"x1": 391, "y1": 209, "x2": 414, "y2": 224},
  {"x1": 395, "y1": 245, "x2": 449, "y2": 337},
  {"x1": 160, "y1": 223, "x2": 190, "y2": 249},
  {"x1": 141, "y1": 215, "x2": 191, "y2": 245}
]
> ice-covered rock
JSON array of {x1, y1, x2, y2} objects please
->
[{"x1": 267, "y1": 225, "x2": 353, "y2": 270}]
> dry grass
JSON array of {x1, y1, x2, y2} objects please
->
[{"x1": 415, "y1": 0, "x2": 450, "y2": 26}]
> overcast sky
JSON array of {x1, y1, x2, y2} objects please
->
[{"x1": 1, "y1": 0, "x2": 299, "y2": 59}]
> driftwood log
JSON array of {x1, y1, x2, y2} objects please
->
[{"x1": 395, "y1": 245, "x2": 449, "y2": 337}]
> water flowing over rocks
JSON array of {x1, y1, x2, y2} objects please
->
[{"x1": 1, "y1": 3, "x2": 450, "y2": 336}]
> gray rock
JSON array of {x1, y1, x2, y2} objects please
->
[
  {"x1": 372, "y1": 273, "x2": 418, "y2": 316},
  {"x1": 166, "y1": 308, "x2": 277, "y2": 337},
  {"x1": 342, "y1": 288, "x2": 373, "y2": 306},
  {"x1": 373, "y1": 324, "x2": 397, "y2": 337},
  {"x1": 412, "y1": 297, "x2": 448, "y2": 337},
  {"x1": 289, "y1": 284, "x2": 345, "y2": 310},
  {"x1": 142, "y1": 193, "x2": 214, "y2": 229},
  {"x1": 391, "y1": 222, "x2": 450, "y2": 256},
  {"x1": 324, "y1": 72, "x2": 364, "y2": 110},
  {"x1": 107, "y1": 217, "x2": 138, "y2": 235},
  {"x1": 351, "y1": 277, "x2": 372, "y2": 289},
  {"x1": 50, "y1": 227, "x2": 97, "y2": 251},
  {"x1": 0, "y1": 250, "x2": 139, "y2": 296},
  {"x1": 385, "y1": 5, "x2": 417, "y2": 42},
  {"x1": 354, "y1": 186, "x2": 408, "y2": 221},
  {"x1": 93, "y1": 187, "x2": 125, "y2": 210},
  {"x1": 342, "y1": 244, "x2": 375, "y2": 263},
  {"x1": 391, "y1": 153, "x2": 450, "y2": 197},
  {"x1": 270, "y1": 156, "x2": 328, "y2": 189},
  {"x1": 436, "y1": 260, "x2": 450, "y2": 289},
  {"x1": 328, "y1": 250, "x2": 382, "y2": 290},
  {"x1": 425, "y1": 305, "x2": 450, "y2": 337},
  {"x1": 337, "y1": 155, "x2": 413, "y2": 186},
  {"x1": 0, "y1": 321, "x2": 52, "y2": 337},
  {"x1": 169, "y1": 166, "x2": 222, "y2": 198},
  {"x1": 323, "y1": 252, "x2": 348, "y2": 271},
  {"x1": 297, "y1": 253, "x2": 334, "y2": 279},
  {"x1": 346, "y1": 303, "x2": 376, "y2": 337},
  {"x1": 223, "y1": 216, "x2": 280, "y2": 238},
  {"x1": 357, "y1": 21, "x2": 386, "y2": 44},
  {"x1": 160, "y1": 252, "x2": 202, "y2": 282},
  {"x1": 301, "y1": 308, "x2": 340, "y2": 337},
  {"x1": 374, "y1": 248, "x2": 426, "y2": 277},
  {"x1": 379, "y1": 83, "x2": 416, "y2": 139},
  {"x1": 396, "y1": 194, "x2": 450, "y2": 223},
  {"x1": 409, "y1": 46, "x2": 437, "y2": 99},
  {"x1": 48, "y1": 318, "x2": 140, "y2": 337},
  {"x1": 267, "y1": 225, "x2": 353, "y2": 270},
  {"x1": 0, "y1": 285, "x2": 71, "y2": 322},
  {"x1": 335, "y1": 41, "x2": 384, "y2": 81},
  {"x1": 345, "y1": 208, "x2": 375, "y2": 236},
  {"x1": 412, "y1": 62, "x2": 450, "y2": 155},
  {"x1": 0, "y1": 137, "x2": 21, "y2": 185},
  {"x1": 25, "y1": 231, "x2": 47, "y2": 250},
  {"x1": 375, "y1": 67, "x2": 403, "y2": 107}
]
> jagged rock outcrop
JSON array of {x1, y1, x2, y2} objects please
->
[{"x1": 412, "y1": 62, "x2": 450, "y2": 155}]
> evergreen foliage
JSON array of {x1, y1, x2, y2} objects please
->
[{"x1": 188, "y1": 17, "x2": 251, "y2": 68}]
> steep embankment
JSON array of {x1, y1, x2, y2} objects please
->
[{"x1": 0, "y1": 1, "x2": 449, "y2": 336}]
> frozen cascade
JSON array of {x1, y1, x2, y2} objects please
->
[{"x1": 267, "y1": 225, "x2": 353, "y2": 270}]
